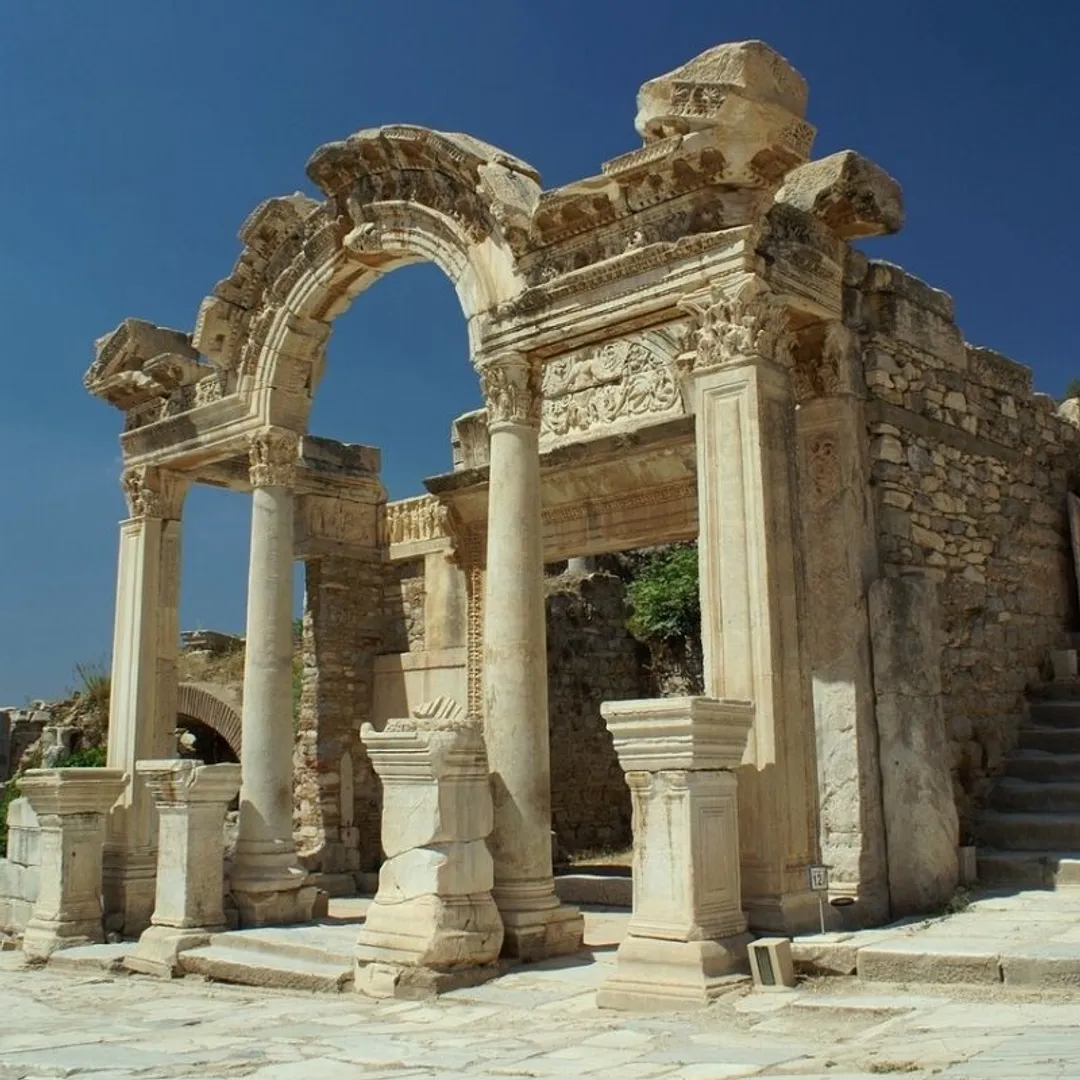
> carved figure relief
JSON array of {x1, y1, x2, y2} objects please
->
[
  {"x1": 541, "y1": 337, "x2": 683, "y2": 445},
  {"x1": 385, "y1": 495, "x2": 450, "y2": 545}
]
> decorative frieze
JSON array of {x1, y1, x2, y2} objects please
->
[
  {"x1": 385, "y1": 495, "x2": 451, "y2": 546},
  {"x1": 541, "y1": 338, "x2": 683, "y2": 443}
]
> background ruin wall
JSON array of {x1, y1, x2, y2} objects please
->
[{"x1": 852, "y1": 257, "x2": 1080, "y2": 835}]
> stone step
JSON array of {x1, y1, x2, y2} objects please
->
[
  {"x1": 1006, "y1": 752, "x2": 1080, "y2": 782},
  {"x1": 990, "y1": 778, "x2": 1080, "y2": 813},
  {"x1": 1017, "y1": 727, "x2": 1080, "y2": 754},
  {"x1": 204, "y1": 922, "x2": 357, "y2": 968},
  {"x1": 977, "y1": 849, "x2": 1080, "y2": 888},
  {"x1": 1027, "y1": 701, "x2": 1080, "y2": 728},
  {"x1": 554, "y1": 871, "x2": 632, "y2": 908},
  {"x1": 180, "y1": 944, "x2": 353, "y2": 992},
  {"x1": 979, "y1": 811, "x2": 1080, "y2": 852},
  {"x1": 1027, "y1": 680, "x2": 1080, "y2": 702}
]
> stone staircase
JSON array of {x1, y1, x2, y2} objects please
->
[
  {"x1": 178, "y1": 922, "x2": 356, "y2": 992},
  {"x1": 977, "y1": 673, "x2": 1080, "y2": 888}
]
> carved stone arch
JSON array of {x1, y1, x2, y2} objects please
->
[
  {"x1": 190, "y1": 125, "x2": 541, "y2": 429},
  {"x1": 177, "y1": 683, "x2": 242, "y2": 758}
]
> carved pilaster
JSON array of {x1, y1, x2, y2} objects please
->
[
  {"x1": 478, "y1": 354, "x2": 542, "y2": 431},
  {"x1": 248, "y1": 428, "x2": 300, "y2": 488},
  {"x1": 120, "y1": 467, "x2": 187, "y2": 521}
]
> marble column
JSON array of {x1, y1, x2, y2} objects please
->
[
  {"x1": 687, "y1": 277, "x2": 820, "y2": 933},
  {"x1": 231, "y1": 428, "x2": 315, "y2": 927},
  {"x1": 126, "y1": 759, "x2": 241, "y2": 976},
  {"x1": 20, "y1": 768, "x2": 128, "y2": 961},
  {"x1": 103, "y1": 465, "x2": 188, "y2": 937},
  {"x1": 478, "y1": 353, "x2": 583, "y2": 960}
]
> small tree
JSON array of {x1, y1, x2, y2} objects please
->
[
  {"x1": 1063, "y1": 378, "x2": 1080, "y2": 403},
  {"x1": 625, "y1": 544, "x2": 700, "y2": 643}
]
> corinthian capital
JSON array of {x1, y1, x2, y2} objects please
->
[
  {"x1": 477, "y1": 354, "x2": 542, "y2": 431},
  {"x1": 680, "y1": 277, "x2": 795, "y2": 374},
  {"x1": 120, "y1": 466, "x2": 188, "y2": 521},
  {"x1": 248, "y1": 428, "x2": 300, "y2": 488}
]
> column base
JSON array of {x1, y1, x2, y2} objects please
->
[
  {"x1": 355, "y1": 894, "x2": 503, "y2": 971},
  {"x1": 22, "y1": 915, "x2": 104, "y2": 962},
  {"x1": 597, "y1": 933, "x2": 753, "y2": 1012},
  {"x1": 498, "y1": 900, "x2": 585, "y2": 962},
  {"x1": 124, "y1": 924, "x2": 215, "y2": 978},
  {"x1": 356, "y1": 959, "x2": 503, "y2": 1001},
  {"x1": 745, "y1": 888, "x2": 824, "y2": 935},
  {"x1": 231, "y1": 884, "x2": 317, "y2": 929},
  {"x1": 102, "y1": 846, "x2": 157, "y2": 937}
]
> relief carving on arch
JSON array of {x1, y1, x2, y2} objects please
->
[{"x1": 540, "y1": 336, "x2": 684, "y2": 446}]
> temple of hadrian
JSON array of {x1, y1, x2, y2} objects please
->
[{"x1": 4, "y1": 40, "x2": 1079, "y2": 998}]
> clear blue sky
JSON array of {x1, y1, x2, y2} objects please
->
[{"x1": 1, "y1": 1, "x2": 1076, "y2": 704}]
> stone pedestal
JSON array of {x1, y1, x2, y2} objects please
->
[
  {"x1": 232, "y1": 430, "x2": 315, "y2": 927},
  {"x1": 19, "y1": 769, "x2": 128, "y2": 961},
  {"x1": 597, "y1": 697, "x2": 754, "y2": 1011},
  {"x1": 355, "y1": 703, "x2": 503, "y2": 998},
  {"x1": 104, "y1": 467, "x2": 187, "y2": 936},
  {"x1": 479, "y1": 354, "x2": 583, "y2": 961},
  {"x1": 126, "y1": 760, "x2": 241, "y2": 977}
]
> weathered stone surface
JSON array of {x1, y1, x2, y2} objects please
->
[
  {"x1": 870, "y1": 576, "x2": 960, "y2": 916},
  {"x1": 776, "y1": 151, "x2": 903, "y2": 238},
  {"x1": 355, "y1": 714, "x2": 503, "y2": 992},
  {"x1": 18, "y1": 769, "x2": 128, "y2": 961}
]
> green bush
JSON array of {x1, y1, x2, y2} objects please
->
[
  {"x1": 53, "y1": 746, "x2": 108, "y2": 768},
  {"x1": 625, "y1": 544, "x2": 700, "y2": 643}
]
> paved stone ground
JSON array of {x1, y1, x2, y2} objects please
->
[
  {"x1": 3, "y1": 907, "x2": 1080, "y2": 1079},
  {"x1": 793, "y1": 888, "x2": 1080, "y2": 987}
]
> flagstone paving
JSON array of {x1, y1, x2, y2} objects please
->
[{"x1": 3, "y1": 939, "x2": 1080, "y2": 1079}]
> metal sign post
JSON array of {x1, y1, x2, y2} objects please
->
[{"x1": 807, "y1": 864, "x2": 829, "y2": 934}]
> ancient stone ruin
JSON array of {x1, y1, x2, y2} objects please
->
[{"x1": 3, "y1": 38, "x2": 1080, "y2": 1007}]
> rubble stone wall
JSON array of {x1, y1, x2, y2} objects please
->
[{"x1": 854, "y1": 259, "x2": 1080, "y2": 831}]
